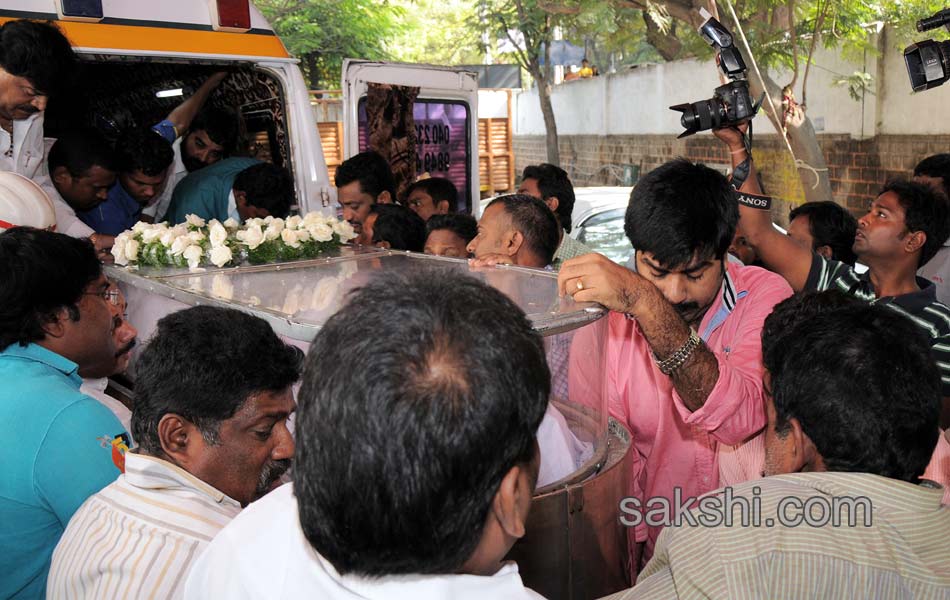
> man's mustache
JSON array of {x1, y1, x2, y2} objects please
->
[
  {"x1": 255, "y1": 458, "x2": 292, "y2": 498},
  {"x1": 672, "y1": 301, "x2": 700, "y2": 316},
  {"x1": 115, "y1": 338, "x2": 136, "y2": 358}
]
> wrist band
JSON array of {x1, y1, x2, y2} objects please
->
[
  {"x1": 654, "y1": 329, "x2": 701, "y2": 375},
  {"x1": 735, "y1": 191, "x2": 773, "y2": 210}
]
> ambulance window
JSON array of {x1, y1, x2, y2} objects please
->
[{"x1": 357, "y1": 98, "x2": 472, "y2": 213}]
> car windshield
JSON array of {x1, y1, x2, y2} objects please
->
[{"x1": 576, "y1": 207, "x2": 630, "y2": 264}]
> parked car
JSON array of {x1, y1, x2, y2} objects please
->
[{"x1": 570, "y1": 187, "x2": 632, "y2": 264}]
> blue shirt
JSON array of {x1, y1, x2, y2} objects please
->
[
  {"x1": 0, "y1": 343, "x2": 126, "y2": 599},
  {"x1": 76, "y1": 182, "x2": 142, "y2": 236},
  {"x1": 165, "y1": 157, "x2": 261, "y2": 225}
]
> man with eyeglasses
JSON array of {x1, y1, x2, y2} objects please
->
[
  {"x1": 0, "y1": 227, "x2": 128, "y2": 599},
  {"x1": 79, "y1": 283, "x2": 138, "y2": 437}
]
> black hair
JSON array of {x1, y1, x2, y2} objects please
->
[
  {"x1": 334, "y1": 151, "x2": 396, "y2": 202},
  {"x1": 0, "y1": 20, "x2": 77, "y2": 98},
  {"x1": 189, "y1": 107, "x2": 240, "y2": 156},
  {"x1": 762, "y1": 292, "x2": 941, "y2": 482},
  {"x1": 624, "y1": 158, "x2": 737, "y2": 267},
  {"x1": 406, "y1": 177, "x2": 458, "y2": 213},
  {"x1": 487, "y1": 194, "x2": 560, "y2": 266},
  {"x1": 914, "y1": 153, "x2": 950, "y2": 200},
  {"x1": 233, "y1": 163, "x2": 294, "y2": 219},
  {"x1": 370, "y1": 204, "x2": 426, "y2": 251},
  {"x1": 522, "y1": 163, "x2": 576, "y2": 233},
  {"x1": 115, "y1": 129, "x2": 174, "y2": 177},
  {"x1": 47, "y1": 128, "x2": 118, "y2": 178},
  {"x1": 295, "y1": 269, "x2": 548, "y2": 576},
  {"x1": 0, "y1": 228, "x2": 101, "y2": 351},
  {"x1": 131, "y1": 305, "x2": 303, "y2": 456},
  {"x1": 426, "y1": 213, "x2": 478, "y2": 243},
  {"x1": 788, "y1": 201, "x2": 859, "y2": 266},
  {"x1": 881, "y1": 179, "x2": 950, "y2": 267}
]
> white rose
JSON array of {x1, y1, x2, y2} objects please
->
[
  {"x1": 281, "y1": 228, "x2": 301, "y2": 248},
  {"x1": 264, "y1": 224, "x2": 281, "y2": 241},
  {"x1": 141, "y1": 227, "x2": 163, "y2": 243},
  {"x1": 239, "y1": 223, "x2": 265, "y2": 250},
  {"x1": 310, "y1": 223, "x2": 334, "y2": 242},
  {"x1": 263, "y1": 215, "x2": 274, "y2": 225},
  {"x1": 331, "y1": 219, "x2": 357, "y2": 242},
  {"x1": 132, "y1": 221, "x2": 151, "y2": 234},
  {"x1": 209, "y1": 222, "x2": 228, "y2": 248},
  {"x1": 245, "y1": 217, "x2": 264, "y2": 228},
  {"x1": 286, "y1": 215, "x2": 303, "y2": 230},
  {"x1": 296, "y1": 229, "x2": 311, "y2": 242},
  {"x1": 270, "y1": 218, "x2": 285, "y2": 232},
  {"x1": 209, "y1": 245, "x2": 233, "y2": 268},
  {"x1": 159, "y1": 229, "x2": 179, "y2": 247},
  {"x1": 185, "y1": 214, "x2": 206, "y2": 228},
  {"x1": 124, "y1": 239, "x2": 140, "y2": 263},
  {"x1": 223, "y1": 217, "x2": 240, "y2": 230},
  {"x1": 183, "y1": 244, "x2": 203, "y2": 269},
  {"x1": 111, "y1": 236, "x2": 129, "y2": 266},
  {"x1": 188, "y1": 231, "x2": 205, "y2": 243},
  {"x1": 303, "y1": 211, "x2": 326, "y2": 227},
  {"x1": 170, "y1": 235, "x2": 190, "y2": 256}
]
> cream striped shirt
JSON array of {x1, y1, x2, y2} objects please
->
[
  {"x1": 47, "y1": 452, "x2": 242, "y2": 600},
  {"x1": 605, "y1": 472, "x2": 950, "y2": 600}
]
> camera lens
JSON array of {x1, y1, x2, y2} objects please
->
[
  {"x1": 680, "y1": 100, "x2": 719, "y2": 132},
  {"x1": 904, "y1": 39, "x2": 950, "y2": 92}
]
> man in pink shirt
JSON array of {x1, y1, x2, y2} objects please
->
[{"x1": 559, "y1": 159, "x2": 792, "y2": 568}]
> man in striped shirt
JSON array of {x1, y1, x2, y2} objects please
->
[
  {"x1": 47, "y1": 306, "x2": 302, "y2": 600},
  {"x1": 611, "y1": 294, "x2": 949, "y2": 599},
  {"x1": 716, "y1": 126, "x2": 950, "y2": 428}
]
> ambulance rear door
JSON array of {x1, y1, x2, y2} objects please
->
[{"x1": 342, "y1": 60, "x2": 480, "y2": 215}]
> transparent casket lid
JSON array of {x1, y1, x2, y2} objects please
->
[{"x1": 108, "y1": 247, "x2": 613, "y2": 489}]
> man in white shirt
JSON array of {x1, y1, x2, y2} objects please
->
[
  {"x1": 48, "y1": 306, "x2": 302, "y2": 600},
  {"x1": 185, "y1": 269, "x2": 550, "y2": 599},
  {"x1": 0, "y1": 20, "x2": 76, "y2": 180}
]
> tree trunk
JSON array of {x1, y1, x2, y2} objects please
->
[
  {"x1": 304, "y1": 53, "x2": 320, "y2": 89},
  {"x1": 643, "y1": 13, "x2": 682, "y2": 61},
  {"x1": 529, "y1": 61, "x2": 560, "y2": 166},
  {"x1": 748, "y1": 70, "x2": 833, "y2": 204}
]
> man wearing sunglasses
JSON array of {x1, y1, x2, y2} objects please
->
[{"x1": 0, "y1": 227, "x2": 128, "y2": 599}]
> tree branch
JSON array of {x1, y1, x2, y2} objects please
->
[{"x1": 801, "y1": 0, "x2": 830, "y2": 106}]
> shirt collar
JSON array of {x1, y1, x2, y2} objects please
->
[
  {"x1": 771, "y1": 471, "x2": 945, "y2": 515},
  {"x1": 123, "y1": 452, "x2": 242, "y2": 509},
  {"x1": 1, "y1": 342, "x2": 82, "y2": 386},
  {"x1": 699, "y1": 260, "x2": 747, "y2": 341},
  {"x1": 855, "y1": 270, "x2": 939, "y2": 310}
]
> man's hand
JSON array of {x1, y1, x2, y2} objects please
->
[
  {"x1": 557, "y1": 253, "x2": 650, "y2": 314},
  {"x1": 469, "y1": 254, "x2": 515, "y2": 268},
  {"x1": 712, "y1": 122, "x2": 749, "y2": 151},
  {"x1": 89, "y1": 233, "x2": 115, "y2": 264}
]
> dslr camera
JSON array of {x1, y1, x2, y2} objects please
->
[
  {"x1": 670, "y1": 8, "x2": 761, "y2": 138},
  {"x1": 904, "y1": 8, "x2": 950, "y2": 92}
]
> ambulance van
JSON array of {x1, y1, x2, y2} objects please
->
[{"x1": 0, "y1": 0, "x2": 480, "y2": 215}]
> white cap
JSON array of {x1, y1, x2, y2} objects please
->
[{"x1": 0, "y1": 171, "x2": 56, "y2": 230}]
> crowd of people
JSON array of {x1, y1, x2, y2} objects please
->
[{"x1": 0, "y1": 16, "x2": 947, "y2": 600}]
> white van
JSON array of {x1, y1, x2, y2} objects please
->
[{"x1": 1, "y1": 0, "x2": 480, "y2": 215}]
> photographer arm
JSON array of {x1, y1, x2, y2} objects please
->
[
  {"x1": 715, "y1": 126, "x2": 812, "y2": 292},
  {"x1": 165, "y1": 72, "x2": 228, "y2": 137}
]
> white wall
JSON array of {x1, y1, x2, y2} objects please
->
[{"x1": 514, "y1": 27, "x2": 950, "y2": 139}]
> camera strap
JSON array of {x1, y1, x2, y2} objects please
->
[
  {"x1": 735, "y1": 191, "x2": 772, "y2": 210},
  {"x1": 731, "y1": 156, "x2": 752, "y2": 189}
]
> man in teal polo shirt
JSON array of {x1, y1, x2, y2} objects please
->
[
  {"x1": 0, "y1": 228, "x2": 128, "y2": 599},
  {"x1": 164, "y1": 157, "x2": 294, "y2": 225}
]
